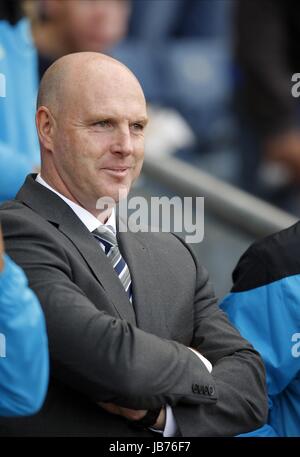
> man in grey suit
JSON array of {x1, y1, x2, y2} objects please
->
[{"x1": 0, "y1": 52, "x2": 267, "y2": 436}]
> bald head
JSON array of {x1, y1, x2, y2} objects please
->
[
  {"x1": 37, "y1": 52, "x2": 145, "y2": 115},
  {"x1": 36, "y1": 51, "x2": 147, "y2": 216}
]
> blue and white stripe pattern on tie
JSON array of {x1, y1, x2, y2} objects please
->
[{"x1": 92, "y1": 225, "x2": 133, "y2": 302}]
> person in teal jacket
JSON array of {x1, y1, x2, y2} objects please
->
[
  {"x1": 221, "y1": 224, "x2": 300, "y2": 437},
  {"x1": 0, "y1": 227, "x2": 49, "y2": 416},
  {"x1": 0, "y1": 18, "x2": 40, "y2": 203},
  {"x1": 0, "y1": 1, "x2": 131, "y2": 203}
]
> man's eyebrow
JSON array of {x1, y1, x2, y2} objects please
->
[
  {"x1": 86, "y1": 115, "x2": 149, "y2": 125},
  {"x1": 134, "y1": 117, "x2": 149, "y2": 125}
]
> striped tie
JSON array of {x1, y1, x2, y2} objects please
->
[{"x1": 92, "y1": 225, "x2": 132, "y2": 302}]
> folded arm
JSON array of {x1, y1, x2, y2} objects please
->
[
  {"x1": 1, "y1": 211, "x2": 218, "y2": 412},
  {"x1": 169, "y1": 237, "x2": 268, "y2": 436}
]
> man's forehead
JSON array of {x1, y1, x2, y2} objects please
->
[
  {"x1": 77, "y1": 60, "x2": 143, "y2": 92},
  {"x1": 74, "y1": 88, "x2": 147, "y2": 119},
  {"x1": 56, "y1": 58, "x2": 146, "y2": 119}
]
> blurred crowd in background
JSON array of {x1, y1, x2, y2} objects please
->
[{"x1": 1, "y1": 0, "x2": 300, "y2": 215}]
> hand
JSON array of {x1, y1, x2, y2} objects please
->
[
  {"x1": 98, "y1": 402, "x2": 147, "y2": 422},
  {"x1": 98, "y1": 402, "x2": 166, "y2": 430},
  {"x1": 264, "y1": 130, "x2": 300, "y2": 181},
  {"x1": 0, "y1": 226, "x2": 4, "y2": 272},
  {"x1": 150, "y1": 406, "x2": 166, "y2": 430}
]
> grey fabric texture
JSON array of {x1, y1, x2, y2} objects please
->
[{"x1": 0, "y1": 174, "x2": 268, "y2": 436}]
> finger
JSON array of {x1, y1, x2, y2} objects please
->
[
  {"x1": 119, "y1": 408, "x2": 148, "y2": 421},
  {"x1": 98, "y1": 402, "x2": 120, "y2": 415}
]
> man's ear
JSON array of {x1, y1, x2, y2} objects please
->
[{"x1": 36, "y1": 107, "x2": 56, "y2": 152}]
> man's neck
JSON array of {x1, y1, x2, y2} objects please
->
[
  {"x1": 38, "y1": 173, "x2": 112, "y2": 224},
  {"x1": 39, "y1": 172, "x2": 79, "y2": 204}
]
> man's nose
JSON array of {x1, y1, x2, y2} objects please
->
[{"x1": 111, "y1": 128, "x2": 134, "y2": 156}]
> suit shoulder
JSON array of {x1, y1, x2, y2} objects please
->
[
  {"x1": 135, "y1": 230, "x2": 207, "y2": 278},
  {"x1": 137, "y1": 230, "x2": 194, "y2": 255},
  {"x1": 0, "y1": 199, "x2": 57, "y2": 239},
  {"x1": 1, "y1": 198, "x2": 32, "y2": 215},
  {"x1": 232, "y1": 221, "x2": 300, "y2": 291},
  {"x1": 1, "y1": 199, "x2": 40, "y2": 222}
]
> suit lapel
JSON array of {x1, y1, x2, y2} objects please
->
[
  {"x1": 16, "y1": 175, "x2": 137, "y2": 325},
  {"x1": 118, "y1": 229, "x2": 169, "y2": 337},
  {"x1": 58, "y1": 218, "x2": 137, "y2": 325}
]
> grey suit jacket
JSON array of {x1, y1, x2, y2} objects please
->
[{"x1": 0, "y1": 175, "x2": 268, "y2": 436}]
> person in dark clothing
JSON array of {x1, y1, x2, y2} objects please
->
[{"x1": 235, "y1": 0, "x2": 300, "y2": 212}]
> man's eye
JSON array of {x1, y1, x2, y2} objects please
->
[
  {"x1": 94, "y1": 120, "x2": 111, "y2": 128},
  {"x1": 132, "y1": 123, "x2": 144, "y2": 131}
]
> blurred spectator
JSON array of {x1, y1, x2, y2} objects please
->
[
  {"x1": 128, "y1": 0, "x2": 230, "y2": 40},
  {"x1": 0, "y1": 225, "x2": 49, "y2": 416},
  {"x1": 0, "y1": 0, "x2": 131, "y2": 202},
  {"x1": 234, "y1": 0, "x2": 300, "y2": 212},
  {"x1": 30, "y1": 0, "x2": 131, "y2": 74},
  {"x1": 110, "y1": 0, "x2": 235, "y2": 177},
  {"x1": 0, "y1": 12, "x2": 39, "y2": 202}
]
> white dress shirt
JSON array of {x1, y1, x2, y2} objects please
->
[{"x1": 35, "y1": 174, "x2": 212, "y2": 436}]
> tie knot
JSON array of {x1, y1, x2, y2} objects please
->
[{"x1": 92, "y1": 225, "x2": 117, "y2": 247}]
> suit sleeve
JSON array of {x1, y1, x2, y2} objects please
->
[
  {"x1": 1, "y1": 211, "x2": 219, "y2": 412},
  {"x1": 170, "y1": 239, "x2": 268, "y2": 436}
]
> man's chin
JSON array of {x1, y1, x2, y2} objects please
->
[
  {"x1": 107, "y1": 183, "x2": 130, "y2": 201},
  {"x1": 94, "y1": 186, "x2": 130, "y2": 210}
]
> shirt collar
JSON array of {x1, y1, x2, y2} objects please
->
[{"x1": 35, "y1": 174, "x2": 116, "y2": 233}]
